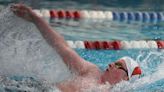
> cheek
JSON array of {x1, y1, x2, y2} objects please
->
[
  {"x1": 102, "y1": 71, "x2": 111, "y2": 81},
  {"x1": 105, "y1": 70, "x2": 119, "y2": 80},
  {"x1": 113, "y1": 71, "x2": 125, "y2": 80},
  {"x1": 102, "y1": 69, "x2": 126, "y2": 84},
  {"x1": 103, "y1": 70, "x2": 124, "y2": 84}
]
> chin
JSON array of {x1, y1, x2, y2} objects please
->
[
  {"x1": 101, "y1": 76, "x2": 117, "y2": 85},
  {"x1": 100, "y1": 75, "x2": 105, "y2": 84},
  {"x1": 100, "y1": 75, "x2": 108, "y2": 84}
]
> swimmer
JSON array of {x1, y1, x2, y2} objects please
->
[{"x1": 10, "y1": 4, "x2": 142, "y2": 92}]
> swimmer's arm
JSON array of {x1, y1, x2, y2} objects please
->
[
  {"x1": 32, "y1": 13, "x2": 98, "y2": 75},
  {"x1": 10, "y1": 4, "x2": 99, "y2": 74}
]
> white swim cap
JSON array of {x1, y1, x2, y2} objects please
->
[{"x1": 120, "y1": 56, "x2": 142, "y2": 82}]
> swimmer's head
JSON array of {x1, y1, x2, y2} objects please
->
[{"x1": 100, "y1": 56, "x2": 142, "y2": 85}]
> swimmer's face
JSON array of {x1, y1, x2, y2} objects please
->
[{"x1": 101, "y1": 59, "x2": 129, "y2": 85}]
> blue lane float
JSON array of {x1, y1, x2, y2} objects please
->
[
  {"x1": 33, "y1": 9, "x2": 164, "y2": 23},
  {"x1": 110, "y1": 11, "x2": 163, "y2": 23}
]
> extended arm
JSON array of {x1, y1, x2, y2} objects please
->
[
  {"x1": 10, "y1": 4, "x2": 98, "y2": 75},
  {"x1": 32, "y1": 14, "x2": 92, "y2": 74}
]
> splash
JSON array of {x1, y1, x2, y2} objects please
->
[{"x1": 0, "y1": 7, "x2": 71, "y2": 84}]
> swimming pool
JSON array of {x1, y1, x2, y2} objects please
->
[{"x1": 0, "y1": 0, "x2": 164, "y2": 92}]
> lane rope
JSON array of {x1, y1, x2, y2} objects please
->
[
  {"x1": 33, "y1": 9, "x2": 164, "y2": 22},
  {"x1": 66, "y1": 40, "x2": 164, "y2": 50}
]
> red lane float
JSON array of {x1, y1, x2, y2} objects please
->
[
  {"x1": 93, "y1": 41, "x2": 101, "y2": 49},
  {"x1": 112, "y1": 41, "x2": 121, "y2": 50},
  {"x1": 65, "y1": 11, "x2": 74, "y2": 19},
  {"x1": 66, "y1": 40, "x2": 162, "y2": 50},
  {"x1": 73, "y1": 11, "x2": 81, "y2": 19},
  {"x1": 50, "y1": 10, "x2": 58, "y2": 18},
  {"x1": 102, "y1": 41, "x2": 111, "y2": 49},
  {"x1": 156, "y1": 41, "x2": 164, "y2": 49},
  {"x1": 84, "y1": 41, "x2": 93, "y2": 49},
  {"x1": 83, "y1": 41, "x2": 121, "y2": 50},
  {"x1": 35, "y1": 9, "x2": 163, "y2": 23},
  {"x1": 58, "y1": 10, "x2": 66, "y2": 18},
  {"x1": 50, "y1": 10, "x2": 81, "y2": 19}
]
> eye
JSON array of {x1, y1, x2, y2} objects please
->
[
  {"x1": 115, "y1": 63, "x2": 122, "y2": 69},
  {"x1": 115, "y1": 62, "x2": 128, "y2": 76}
]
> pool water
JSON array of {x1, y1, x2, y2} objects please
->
[{"x1": 0, "y1": 1, "x2": 164, "y2": 92}]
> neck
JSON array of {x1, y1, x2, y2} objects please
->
[{"x1": 97, "y1": 74, "x2": 105, "y2": 84}]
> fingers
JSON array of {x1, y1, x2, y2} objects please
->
[
  {"x1": 10, "y1": 4, "x2": 28, "y2": 11},
  {"x1": 10, "y1": 3, "x2": 32, "y2": 19},
  {"x1": 10, "y1": 4, "x2": 19, "y2": 13},
  {"x1": 10, "y1": 4, "x2": 26, "y2": 14},
  {"x1": 10, "y1": 5, "x2": 22, "y2": 17},
  {"x1": 10, "y1": 6, "x2": 19, "y2": 16},
  {"x1": 10, "y1": 3, "x2": 24, "y2": 8},
  {"x1": 10, "y1": 4, "x2": 19, "y2": 9}
]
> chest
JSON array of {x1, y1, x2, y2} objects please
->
[{"x1": 57, "y1": 76, "x2": 98, "y2": 92}]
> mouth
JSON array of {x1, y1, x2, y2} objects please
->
[{"x1": 106, "y1": 68, "x2": 109, "y2": 71}]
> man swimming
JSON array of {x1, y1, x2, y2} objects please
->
[{"x1": 10, "y1": 4, "x2": 142, "y2": 92}]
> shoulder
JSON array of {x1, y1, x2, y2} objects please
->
[{"x1": 79, "y1": 61, "x2": 101, "y2": 76}]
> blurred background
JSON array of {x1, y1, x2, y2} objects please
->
[{"x1": 0, "y1": 0, "x2": 163, "y2": 11}]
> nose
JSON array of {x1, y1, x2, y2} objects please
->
[{"x1": 108, "y1": 63, "x2": 114, "y2": 68}]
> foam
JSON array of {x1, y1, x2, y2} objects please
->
[{"x1": 0, "y1": 7, "x2": 71, "y2": 84}]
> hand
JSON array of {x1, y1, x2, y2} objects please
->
[{"x1": 10, "y1": 4, "x2": 35, "y2": 22}]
